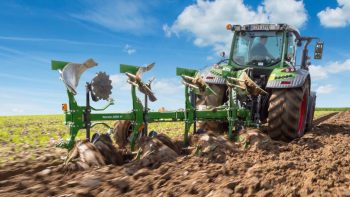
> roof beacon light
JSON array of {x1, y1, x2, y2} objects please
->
[{"x1": 226, "y1": 24, "x2": 232, "y2": 30}]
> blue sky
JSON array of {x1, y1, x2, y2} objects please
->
[{"x1": 0, "y1": 0, "x2": 349, "y2": 115}]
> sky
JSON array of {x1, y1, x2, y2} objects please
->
[{"x1": 0, "y1": 0, "x2": 349, "y2": 116}]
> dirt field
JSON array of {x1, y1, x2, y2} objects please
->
[{"x1": 1, "y1": 111, "x2": 350, "y2": 196}]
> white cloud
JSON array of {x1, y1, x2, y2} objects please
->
[
  {"x1": 162, "y1": 24, "x2": 172, "y2": 37},
  {"x1": 309, "y1": 65, "x2": 328, "y2": 80},
  {"x1": 72, "y1": 1, "x2": 156, "y2": 33},
  {"x1": 327, "y1": 59, "x2": 350, "y2": 73},
  {"x1": 316, "y1": 85, "x2": 336, "y2": 94},
  {"x1": 110, "y1": 73, "x2": 130, "y2": 91},
  {"x1": 310, "y1": 59, "x2": 350, "y2": 80},
  {"x1": 318, "y1": 0, "x2": 350, "y2": 28},
  {"x1": 150, "y1": 78, "x2": 184, "y2": 110},
  {"x1": 0, "y1": 36, "x2": 119, "y2": 48},
  {"x1": 164, "y1": 0, "x2": 307, "y2": 52},
  {"x1": 109, "y1": 74, "x2": 183, "y2": 110},
  {"x1": 165, "y1": 0, "x2": 267, "y2": 52},
  {"x1": 111, "y1": 74, "x2": 182, "y2": 96},
  {"x1": 123, "y1": 44, "x2": 136, "y2": 55},
  {"x1": 152, "y1": 78, "x2": 182, "y2": 95},
  {"x1": 263, "y1": 0, "x2": 307, "y2": 28}
]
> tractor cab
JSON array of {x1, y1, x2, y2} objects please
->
[
  {"x1": 226, "y1": 24, "x2": 323, "y2": 70},
  {"x1": 231, "y1": 30, "x2": 284, "y2": 67}
]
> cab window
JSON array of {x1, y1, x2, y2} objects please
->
[
  {"x1": 286, "y1": 33, "x2": 297, "y2": 65},
  {"x1": 232, "y1": 31, "x2": 283, "y2": 67}
]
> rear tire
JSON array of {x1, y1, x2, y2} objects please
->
[{"x1": 267, "y1": 81, "x2": 310, "y2": 141}]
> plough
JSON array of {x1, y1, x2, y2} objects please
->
[{"x1": 52, "y1": 60, "x2": 254, "y2": 150}]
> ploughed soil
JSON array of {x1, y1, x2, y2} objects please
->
[{"x1": 1, "y1": 111, "x2": 350, "y2": 197}]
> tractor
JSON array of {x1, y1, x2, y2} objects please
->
[
  {"x1": 52, "y1": 23, "x2": 323, "y2": 154},
  {"x1": 197, "y1": 23, "x2": 323, "y2": 141}
]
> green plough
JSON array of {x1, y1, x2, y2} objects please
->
[{"x1": 52, "y1": 60, "x2": 254, "y2": 151}]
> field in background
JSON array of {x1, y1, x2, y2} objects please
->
[
  {"x1": 315, "y1": 107, "x2": 350, "y2": 111},
  {"x1": 0, "y1": 108, "x2": 347, "y2": 164},
  {"x1": 314, "y1": 107, "x2": 350, "y2": 118}
]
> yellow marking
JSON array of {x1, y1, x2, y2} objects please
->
[{"x1": 268, "y1": 74, "x2": 276, "y2": 81}]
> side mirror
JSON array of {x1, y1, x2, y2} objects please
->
[{"x1": 314, "y1": 41, "x2": 324, "y2": 60}]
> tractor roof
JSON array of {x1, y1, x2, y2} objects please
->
[{"x1": 231, "y1": 23, "x2": 301, "y2": 39}]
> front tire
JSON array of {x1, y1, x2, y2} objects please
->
[{"x1": 267, "y1": 81, "x2": 310, "y2": 141}]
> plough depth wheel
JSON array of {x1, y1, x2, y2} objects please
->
[{"x1": 113, "y1": 120, "x2": 132, "y2": 148}]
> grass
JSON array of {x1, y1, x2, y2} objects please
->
[
  {"x1": 0, "y1": 115, "x2": 185, "y2": 149},
  {"x1": 315, "y1": 107, "x2": 350, "y2": 111},
  {"x1": 0, "y1": 115, "x2": 118, "y2": 165},
  {"x1": 0, "y1": 115, "x2": 65, "y2": 147},
  {"x1": 0, "y1": 108, "x2": 346, "y2": 160},
  {"x1": 313, "y1": 107, "x2": 349, "y2": 119},
  {"x1": 314, "y1": 111, "x2": 338, "y2": 118}
]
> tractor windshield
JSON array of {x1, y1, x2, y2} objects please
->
[{"x1": 232, "y1": 31, "x2": 283, "y2": 67}]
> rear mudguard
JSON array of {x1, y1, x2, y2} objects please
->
[{"x1": 266, "y1": 69, "x2": 309, "y2": 89}]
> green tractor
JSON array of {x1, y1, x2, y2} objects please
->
[{"x1": 197, "y1": 23, "x2": 323, "y2": 141}]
